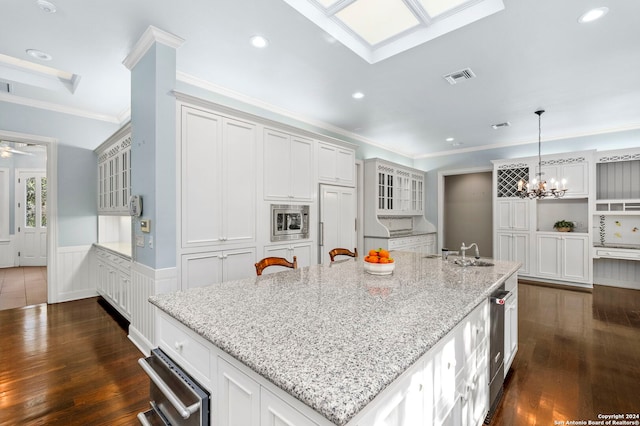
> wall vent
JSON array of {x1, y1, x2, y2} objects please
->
[
  {"x1": 0, "y1": 81, "x2": 11, "y2": 93},
  {"x1": 443, "y1": 68, "x2": 476, "y2": 85}
]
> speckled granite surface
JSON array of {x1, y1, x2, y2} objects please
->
[{"x1": 150, "y1": 251, "x2": 520, "y2": 425}]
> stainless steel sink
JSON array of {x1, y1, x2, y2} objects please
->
[{"x1": 453, "y1": 259, "x2": 495, "y2": 267}]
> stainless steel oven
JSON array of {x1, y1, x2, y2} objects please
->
[
  {"x1": 270, "y1": 204, "x2": 309, "y2": 241},
  {"x1": 137, "y1": 348, "x2": 210, "y2": 426}
]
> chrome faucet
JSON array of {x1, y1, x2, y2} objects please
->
[{"x1": 460, "y1": 242, "x2": 480, "y2": 262}]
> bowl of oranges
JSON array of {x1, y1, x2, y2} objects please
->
[{"x1": 363, "y1": 248, "x2": 395, "y2": 275}]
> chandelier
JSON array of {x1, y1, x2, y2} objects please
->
[{"x1": 517, "y1": 110, "x2": 567, "y2": 199}]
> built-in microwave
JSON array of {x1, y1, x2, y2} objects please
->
[{"x1": 271, "y1": 204, "x2": 309, "y2": 242}]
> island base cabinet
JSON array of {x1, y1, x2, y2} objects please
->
[
  {"x1": 262, "y1": 388, "x2": 320, "y2": 426},
  {"x1": 218, "y1": 358, "x2": 320, "y2": 426},
  {"x1": 218, "y1": 358, "x2": 261, "y2": 426}
]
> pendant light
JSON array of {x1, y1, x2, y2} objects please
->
[{"x1": 517, "y1": 110, "x2": 567, "y2": 199}]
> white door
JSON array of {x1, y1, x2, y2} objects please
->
[
  {"x1": 319, "y1": 184, "x2": 356, "y2": 264},
  {"x1": 17, "y1": 170, "x2": 47, "y2": 266}
]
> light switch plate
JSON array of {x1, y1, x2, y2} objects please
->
[{"x1": 136, "y1": 235, "x2": 145, "y2": 247}]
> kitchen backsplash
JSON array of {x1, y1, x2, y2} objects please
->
[{"x1": 598, "y1": 215, "x2": 640, "y2": 245}]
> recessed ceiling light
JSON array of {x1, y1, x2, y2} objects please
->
[
  {"x1": 36, "y1": 0, "x2": 57, "y2": 13},
  {"x1": 352, "y1": 92, "x2": 365, "y2": 99},
  {"x1": 250, "y1": 35, "x2": 269, "y2": 48},
  {"x1": 578, "y1": 7, "x2": 609, "y2": 24},
  {"x1": 26, "y1": 49, "x2": 52, "y2": 61},
  {"x1": 446, "y1": 137, "x2": 455, "y2": 142}
]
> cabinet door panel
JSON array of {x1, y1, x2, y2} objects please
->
[
  {"x1": 537, "y1": 235, "x2": 561, "y2": 278},
  {"x1": 264, "y1": 129, "x2": 291, "y2": 199},
  {"x1": 495, "y1": 233, "x2": 512, "y2": 262},
  {"x1": 261, "y1": 388, "x2": 318, "y2": 426},
  {"x1": 562, "y1": 236, "x2": 588, "y2": 281},
  {"x1": 291, "y1": 136, "x2": 313, "y2": 200},
  {"x1": 223, "y1": 118, "x2": 256, "y2": 243},
  {"x1": 181, "y1": 107, "x2": 222, "y2": 247},
  {"x1": 218, "y1": 359, "x2": 260, "y2": 426},
  {"x1": 513, "y1": 233, "x2": 530, "y2": 275},
  {"x1": 336, "y1": 148, "x2": 355, "y2": 184},
  {"x1": 496, "y1": 201, "x2": 512, "y2": 230},
  {"x1": 223, "y1": 248, "x2": 256, "y2": 282},
  {"x1": 317, "y1": 143, "x2": 336, "y2": 182},
  {"x1": 562, "y1": 163, "x2": 588, "y2": 196},
  {"x1": 182, "y1": 252, "x2": 223, "y2": 289}
]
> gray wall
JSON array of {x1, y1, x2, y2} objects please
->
[{"x1": 443, "y1": 172, "x2": 493, "y2": 256}]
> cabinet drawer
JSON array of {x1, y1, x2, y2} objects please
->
[
  {"x1": 595, "y1": 248, "x2": 640, "y2": 261},
  {"x1": 158, "y1": 313, "x2": 212, "y2": 388}
]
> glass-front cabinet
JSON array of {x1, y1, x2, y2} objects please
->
[{"x1": 97, "y1": 123, "x2": 131, "y2": 215}]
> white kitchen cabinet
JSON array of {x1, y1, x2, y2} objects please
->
[
  {"x1": 218, "y1": 358, "x2": 261, "y2": 426},
  {"x1": 96, "y1": 124, "x2": 131, "y2": 215},
  {"x1": 388, "y1": 234, "x2": 436, "y2": 255},
  {"x1": 180, "y1": 105, "x2": 256, "y2": 248},
  {"x1": 536, "y1": 233, "x2": 590, "y2": 283},
  {"x1": 264, "y1": 242, "x2": 312, "y2": 272},
  {"x1": 94, "y1": 246, "x2": 131, "y2": 320},
  {"x1": 181, "y1": 247, "x2": 256, "y2": 289},
  {"x1": 319, "y1": 185, "x2": 357, "y2": 264},
  {"x1": 411, "y1": 174, "x2": 424, "y2": 213},
  {"x1": 357, "y1": 359, "x2": 426, "y2": 426},
  {"x1": 261, "y1": 388, "x2": 319, "y2": 426},
  {"x1": 539, "y1": 161, "x2": 589, "y2": 198},
  {"x1": 395, "y1": 170, "x2": 411, "y2": 212},
  {"x1": 263, "y1": 128, "x2": 314, "y2": 201},
  {"x1": 495, "y1": 232, "x2": 530, "y2": 275},
  {"x1": 496, "y1": 199, "x2": 529, "y2": 231},
  {"x1": 317, "y1": 141, "x2": 355, "y2": 187}
]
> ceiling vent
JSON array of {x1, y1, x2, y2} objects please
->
[
  {"x1": 443, "y1": 68, "x2": 476, "y2": 85},
  {"x1": 492, "y1": 122, "x2": 511, "y2": 129},
  {"x1": 0, "y1": 81, "x2": 11, "y2": 94}
]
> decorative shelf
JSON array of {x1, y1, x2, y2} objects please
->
[{"x1": 594, "y1": 199, "x2": 640, "y2": 214}]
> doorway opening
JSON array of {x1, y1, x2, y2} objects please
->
[
  {"x1": 438, "y1": 168, "x2": 493, "y2": 258},
  {"x1": 0, "y1": 139, "x2": 49, "y2": 310}
]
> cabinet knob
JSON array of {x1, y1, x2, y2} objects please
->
[{"x1": 174, "y1": 341, "x2": 184, "y2": 351}]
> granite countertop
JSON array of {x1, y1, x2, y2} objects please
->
[
  {"x1": 388, "y1": 230, "x2": 437, "y2": 238},
  {"x1": 150, "y1": 251, "x2": 520, "y2": 425}
]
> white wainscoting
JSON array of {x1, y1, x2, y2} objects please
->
[
  {"x1": 55, "y1": 245, "x2": 95, "y2": 302},
  {"x1": 0, "y1": 236, "x2": 15, "y2": 268},
  {"x1": 594, "y1": 258, "x2": 640, "y2": 290},
  {"x1": 129, "y1": 262, "x2": 178, "y2": 356}
]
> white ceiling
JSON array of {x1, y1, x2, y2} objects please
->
[{"x1": 2, "y1": 0, "x2": 639, "y2": 158}]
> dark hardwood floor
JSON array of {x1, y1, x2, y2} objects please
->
[
  {"x1": 493, "y1": 283, "x2": 640, "y2": 425},
  {"x1": 0, "y1": 298, "x2": 149, "y2": 426},
  {"x1": 0, "y1": 283, "x2": 638, "y2": 425}
]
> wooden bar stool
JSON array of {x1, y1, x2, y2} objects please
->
[
  {"x1": 328, "y1": 248, "x2": 358, "y2": 262},
  {"x1": 255, "y1": 256, "x2": 297, "y2": 276}
]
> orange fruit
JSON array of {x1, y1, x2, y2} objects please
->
[
  {"x1": 379, "y1": 249, "x2": 390, "y2": 258},
  {"x1": 368, "y1": 255, "x2": 380, "y2": 263},
  {"x1": 379, "y1": 257, "x2": 389, "y2": 264},
  {"x1": 368, "y1": 249, "x2": 378, "y2": 257},
  {"x1": 388, "y1": 258, "x2": 394, "y2": 263}
]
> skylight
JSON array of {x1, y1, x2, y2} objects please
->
[{"x1": 282, "y1": 0, "x2": 505, "y2": 63}]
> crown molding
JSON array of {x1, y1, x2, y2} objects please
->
[
  {"x1": 123, "y1": 26, "x2": 185, "y2": 70},
  {"x1": 0, "y1": 92, "x2": 120, "y2": 123}
]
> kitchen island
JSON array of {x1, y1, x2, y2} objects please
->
[{"x1": 149, "y1": 251, "x2": 520, "y2": 425}]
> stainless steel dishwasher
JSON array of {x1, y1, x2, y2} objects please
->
[
  {"x1": 137, "y1": 348, "x2": 210, "y2": 426},
  {"x1": 485, "y1": 285, "x2": 510, "y2": 424}
]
